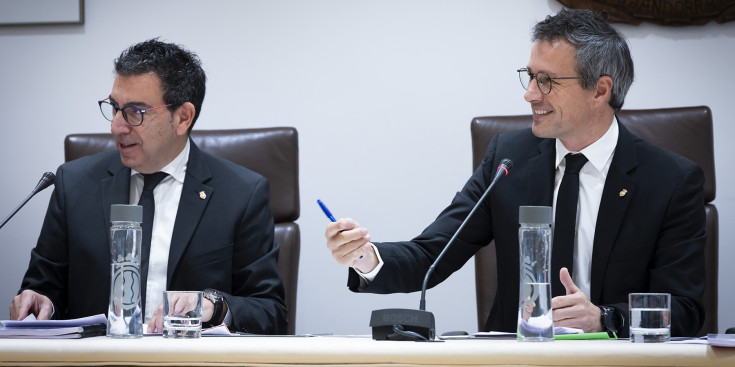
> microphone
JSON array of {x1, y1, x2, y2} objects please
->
[
  {"x1": 0, "y1": 172, "x2": 56, "y2": 230},
  {"x1": 369, "y1": 159, "x2": 513, "y2": 341}
]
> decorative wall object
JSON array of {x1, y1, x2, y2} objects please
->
[{"x1": 557, "y1": 0, "x2": 735, "y2": 25}]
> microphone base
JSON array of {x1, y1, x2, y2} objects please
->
[{"x1": 369, "y1": 308, "x2": 435, "y2": 341}]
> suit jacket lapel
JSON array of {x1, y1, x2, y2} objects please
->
[
  {"x1": 589, "y1": 123, "x2": 638, "y2": 304},
  {"x1": 102, "y1": 158, "x2": 132, "y2": 225},
  {"x1": 526, "y1": 138, "x2": 556, "y2": 206},
  {"x1": 167, "y1": 141, "x2": 213, "y2": 282},
  {"x1": 99, "y1": 155, "x2": 132, "y2": 305}
]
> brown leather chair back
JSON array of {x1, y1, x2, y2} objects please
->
[
  {"x1": 64, "y1": 127, "x2": 301, "y2": 334},
  {"x1": 471, "y1": 106, "x2": 717, "y2": 336}
]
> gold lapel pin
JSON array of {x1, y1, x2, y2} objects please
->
[
  {"x1": 199, "y1": 191, "x2": 206, "y2": 200},
  {"x1": 619, "y1": 189, "x2": 627, "y2": 197}
]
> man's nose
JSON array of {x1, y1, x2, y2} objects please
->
[
  {"x1": 524, "y1": 79, "x2": 543, "y2": 103},
  {"x1": 110, "y1": 112, "x2": 131, "y2": 135}
]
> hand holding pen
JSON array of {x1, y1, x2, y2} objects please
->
[
  {"x1": 319, "y1": 199, "x2": 377, "y2": 272},
  {"x1": 318, "y1": 199, "x2": 361, "y2": 258}
]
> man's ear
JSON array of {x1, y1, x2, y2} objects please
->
[
  {"x1": 594, "y1": 76, "x2": 613, "y2": 106},
  {"x1": 174, "y1": 102, "x2": 195, "y2": 136}
]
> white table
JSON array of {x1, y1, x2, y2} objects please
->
[{"x1": 1, "y1": 335, "x2": 734, "y2": 366}]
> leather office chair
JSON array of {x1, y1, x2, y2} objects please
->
[
  {"x1": 64, "y1": 127, "x2": 301, "y2": 335},
  {"x1": 471, "y1": 106, "x2": 718, "y2": 336}
]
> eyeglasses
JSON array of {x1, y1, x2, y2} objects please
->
[
  {"x1": 517, "y1": 68, "x2": 582, "y2": 95},
  {"x1": 98, "y1": 98, "x2": 173, "y2": 126}
]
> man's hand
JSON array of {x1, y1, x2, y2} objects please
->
[
  {"x1": 551, "y1": 267, "x2": 602, "y2": 332},
  {"x1": 9, "y1": 290, "x2": 53, "y2": 321},
  {"x1": 147, "y1": 302, "x2": 165, "y2": 334},
  {"x1": 147, "y1": 292, "x2": 224, "y2": 334},
  {"x1": 325, "y1": 218, "x2": 378, "y2": 274}
]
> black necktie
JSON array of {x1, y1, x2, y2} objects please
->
[
  {"x1": 552, "y1": 153, "x2": 588, "y2": 297},
  {"x1": 138, "y1": 172, "x2": 168, "y2": 316}
]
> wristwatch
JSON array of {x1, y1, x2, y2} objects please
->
[
  {"x1": 203, "y1": 288, "x2": 224, "y2": 325},
  {"x1": 598, "y1": 305, "x2": 622, "y2": 336}
]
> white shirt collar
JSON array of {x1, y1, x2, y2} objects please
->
[
  {"x1": 130, "y1": 139, "x2": 190, "y2": 183},
  {"x1": 555, "y1": 117, "x2": 619, "y2": 173}
]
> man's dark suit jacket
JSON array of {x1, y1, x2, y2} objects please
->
[
  {"x1": 350, "y1": 123, "x2": 705, "y2": 337},
  {"x1": 20, "y1": 140, "x2": 287, "y2": 334}
]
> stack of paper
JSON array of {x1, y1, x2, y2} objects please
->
[
  {"x1": 708, "y1": 334, "x2": 735, "y2": 347},
  {"x1": 0, "y1": 314, "x2": 107, "y2": 339}
]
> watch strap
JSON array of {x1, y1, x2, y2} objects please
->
[
  {"x1": 598, "y1": 305, "x2": 621, "y2": 335},
  {"x1": 203, "y1": 289, "x2": 224, "y2": 326}
]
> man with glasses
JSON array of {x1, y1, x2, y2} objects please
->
[
  {"x1": 10, "y1": 39, "x2": 287, "y2": 334},
  {"x1": 325, "y1": 9, "x2": 705, "y2": 337}
]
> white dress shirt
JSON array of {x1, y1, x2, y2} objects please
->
[{"x1": 129, "y1": 140, "x2": 189, "y2": 322}]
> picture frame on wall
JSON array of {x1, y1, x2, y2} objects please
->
[{"x1": 0, "y1": 0, "x2": 84, "y2": 27}]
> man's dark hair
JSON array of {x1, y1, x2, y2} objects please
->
[
  {"x1": 114, "y1": 38, "x2": 206, "y2": 132},
  {"x1": 533, "y1": 9, "x2": 634, "y2": 111}
]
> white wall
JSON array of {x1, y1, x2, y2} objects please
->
[{"x1": 0, "y1": 0, "x2": 732, "y2": 335}]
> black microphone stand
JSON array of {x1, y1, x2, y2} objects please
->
[
  {"x1": 369, "y1": 159, "x2": 512, "y2": 341},
  {"x1": 0, "y1": 172, "x2": 55, "y2": 230}
]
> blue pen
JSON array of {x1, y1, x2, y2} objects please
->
[
  {"x1": 317, "y1": 199, "x2": 363, "y2": 259},
  {"x1": 317, "y1": 199, "x2": 336, "y2": 222}
]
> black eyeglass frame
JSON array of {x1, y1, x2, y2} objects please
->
[
  {"x1": 98, "y1": 97, "x2": 174, "y2": 127},
  {"x1": 517, "y1": 68, "x2": 582, "y2": 95}
]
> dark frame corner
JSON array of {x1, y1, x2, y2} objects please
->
[{"x1": 0, "y1": 0, "x2": 84, "y2": 27}]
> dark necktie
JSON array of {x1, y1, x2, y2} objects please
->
[
  {"x1": 138, "y1": 171, "x2": 168, "y2": 316},
  {"x1": 552, "y1": 153, "x2": 588, "y2": 297}
]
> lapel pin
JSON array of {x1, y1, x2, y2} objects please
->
[
  {"x1": 619, "y1": 189, "x2": 627, "y2": 197},
  {"x1": 199, "y1": 191, "x2": 206, "y2": 200}
]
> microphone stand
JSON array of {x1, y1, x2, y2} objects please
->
[
  {"x1": 0, "y1": 172, "x2": 55, "y2": 230},
  {"x1": 419, "y1": 166, "x2": 504, "y2": 311},
  {"x1": 0, "y1": 194, "x2": 38, "y2": 230},
  {"x1": 369, "y1": 159, "x2": 512, "y2": 341}
]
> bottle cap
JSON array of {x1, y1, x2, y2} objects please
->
[
  {"x1": 519, "y1": 206, "x2": 552, "y2": 225},
  {"x1": 110, "y1": 204, "x2": 143, "y2": 223}
]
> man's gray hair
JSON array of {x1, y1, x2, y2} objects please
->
[{"x1": 533, "y1": 9, "x2": 634, "y2": 111}]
